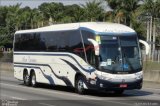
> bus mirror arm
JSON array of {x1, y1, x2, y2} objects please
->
[
  {"x1": 87, "y1": 39, "x2": 99, "y2": 55},
  {"x1": 139, "y1": 39, "x2": 150, "y2": 55}
]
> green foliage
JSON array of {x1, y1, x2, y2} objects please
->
[
  {"x1": 142, "y1": 0, "x2": 160, "y2": 18},
  {"x1": 0, "y1": 0, "x2": 160, "y2": 47},
  {"x1": 106, "y1": 0, "x2": 141, "y2": 26},
  {"x1": 106, "y1": 0, "x2": 160, "y2": 42},
  {"x1": 82, "y1": 0, "x2": 104, "y2": 21},
  {"x1": 144, "y1": 61, "x2": 160, "y2": 71},
  {"x1": 0, "y1": 46, "x2": 4, "y2": 60},
  {"x1": 0, "y1": 1, "x2": 105, "y2": 47}
]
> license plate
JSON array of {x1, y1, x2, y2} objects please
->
[{"x1": 120, "y1": 84, "x2": 127, "y2": 88}]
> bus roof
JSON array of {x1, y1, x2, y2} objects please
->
[{"x1": 15, "y1": 22, "x2": 136, "y2": 35}]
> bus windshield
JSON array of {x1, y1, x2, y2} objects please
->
[{"x1": 99, "y1": 35, "x2": 142, "y2": 73}]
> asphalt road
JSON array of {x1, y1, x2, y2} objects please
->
[{"x1": 0, "y1": 70, "x2": 160, "y2": 106}]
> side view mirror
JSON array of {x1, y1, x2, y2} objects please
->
[
  {"x1": 139, "y1": 39, "x2": 150, "y2": 55},
  {"x1": 87, "y1": 38, "x2": 99, "y2": 55}
]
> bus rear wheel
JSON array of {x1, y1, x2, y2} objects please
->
[
  {"x1": 75, "y1": 76, "x2": 85, "y2": 94},
  {"x1": 31, "y1": 71, "x2": 37, "y2": 87},
  {"x1": 23, "y1": 71, "x2": 30, "y2": 86}
]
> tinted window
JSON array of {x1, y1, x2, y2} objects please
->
[
  {"x1": 81, "y1": 30, "x2": 96, "y2": 65},
  {"x1": 14, "y1": 30, "x2": 90, "y2": 61},
  {"x1": 120, "y1": 36, "x2": 137, "y2": 46},
  {"x1": 40, "y1": 30, "x2": 83, "y2": 53},
  {"x1": 14, "y1": 34, "x2": 21, "y2": 51},
  {"x1": 69, "y1": 30, "x2": 85, "y2": 60},
  {"x1": 14, "y1": 33, "x2": 46, "y2": 51},
  {"x1": 40, "y1": 32, "x2": 58, "y2": 52},
  {"x1": 15, "y1": 30, "x2": 85, "y2": 59}
]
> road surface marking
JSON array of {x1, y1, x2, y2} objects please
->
[
  {"x1": 1, "y1": 94, "x2": 27, "y2": 100},
  {"x1": 0, "y1": 82, "x2": 101, "y2": 100},
  {"x1": 1, "y1": 82, "x2": 160, "y2": 106},
  {"x1": 39, "y1": 103, "x2": 55, "y2": 106},
  {"x1": 0, "y1": 83, "x2": 140, "y2": 106},
  {"x1": 11, "y1": 96, "x2": 27, "y2": 100},
  {"x1": 143, "y1": 88, "x2": 160, "y2": 91}
]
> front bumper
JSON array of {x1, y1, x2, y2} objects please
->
[{"x1": 86, "y1": 78, "x2": 143, "y2": 91}]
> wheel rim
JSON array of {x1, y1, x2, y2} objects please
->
[
  {"x1": 77, "y1": 79, "x2": 84, "y2": 92},
  {"x1": 25, "y1": 74, "x2": 29, "y2": 83},
  {"x1": 32, "y1": 75, "x2": 36, "y2": 86}
]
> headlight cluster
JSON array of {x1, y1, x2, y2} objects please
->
[
  {"x1": 90, "y1": 79, "x2": 97, "y2": 85},
  {"x1": 135, "y1": 71, "x2": 143, "y2": 80},
  {"x1": 96, "y1": 74, "x2": 112, "y2": 80}
]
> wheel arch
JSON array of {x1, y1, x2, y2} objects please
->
[
  {"x1": 30, "y1": 69, "x2": 35, "y2": 76},
  {"x1": 23, "y1": 68, "x2": 28, "y2": 77},
  {"x1": 74, "y1": 72, "x2": 84, "y2": 87}
]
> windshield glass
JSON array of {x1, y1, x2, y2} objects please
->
[
  {"x1": 99, "y1": 36, "x2": 122, "y2": 72},
  {"x1": 98, "y1": 35, "x2": 142, "y2": 73},
  {"x1": 120, "y1": 36, "x2": 142, "y2": 72}
]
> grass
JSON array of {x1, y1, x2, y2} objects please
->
[{"x1": 143, "y1": 61, "x2": 160, "y2": 71}]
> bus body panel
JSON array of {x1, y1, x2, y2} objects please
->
[
  {"x1": 14, "y1": 52, "x2": 91, "y2": 87},
  {"x1": 13, "y1": 22, "x2": 143, "y2": 91}
]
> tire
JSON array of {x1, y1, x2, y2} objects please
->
[
  {"x1": 75, "y1": 76, "x2": 85, "y2": 94},
  {"x1": 114, "y1": 90, "x2": 124, "y2": 95},
  {"x1": 31, "y1": 71, "x2": 37, "y2": 87},
  {"x1": 23, "y1": 71, "x2": 30, "y2": 86}
]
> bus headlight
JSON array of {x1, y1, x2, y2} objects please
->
[
  {"x1": 135, "y1": 71, "x2": 143, "y2": 80},
  {"x1": 90, "y1": 79, "x2": 96, "y2": 85},
  {"x1": 96, "y1": 74, "x2": 112, "y2": 80}
]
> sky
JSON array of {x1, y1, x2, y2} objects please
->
[{"x1": 0, "y1": 0, "x2": 109, "y2": 11}]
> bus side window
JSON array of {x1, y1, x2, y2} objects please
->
[
  {"x1": 69, "y1": 30, "x2": 86, "y2": 61},
  {"x1": 14, "y1": 34, "x2": 21, "y2": 51},
  {"x1": 41, "y1": 32, "x2": 58, "y2": 52},
  {"x1": 81, "y1": 30, "x2": 97, "y2": 67}
]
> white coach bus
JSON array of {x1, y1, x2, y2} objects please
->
[{"x1": 13, "y1": 22, "x2": 149, "y2": 94}]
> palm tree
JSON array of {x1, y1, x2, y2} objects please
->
[
  {"x1": 142, "y1": 0, "x2": 160, "y2": 60},
  {"x1": 106, "y1": 0, "x2": 141, "y2": 26},
  {"x1": 0, "y1": 6, "x2": 8, "y2": 27},
  {"x1": 64, "y1": 4, "x2": 85, "y2": 22},
  {"x1": 19, "y1": 7, "x2": 33, "y2": 29},
  {"x1": 31, "y1": 9, "x2": 44, "y2": 28},
  {"x1": 38, "y1": 2, "x2": 64, "y2": 25},
  {"x1": 82, "y1": 0, "x2": 104, "y2": 21},
  {"x1": 142, "y1": 0, "x2": 160, "y2": 18},
  {"x1": 38, "y1": 3, "x2": 52, "y2": 25},
  {"x1": 73, "y1": 6, "x2": 85, "y2": 22},
  {"x1": 50, "y1": 2, "x2": 64, "y2": 23},
  {"x1": 106, "y1": 0, "x2": 123, "y2": 23},
  {"x1": 5, "y1": 4, "x2": 21, "y2": 31},
  {"x1": 0, "y1": 4, "x2": 21, "y2": 47}
]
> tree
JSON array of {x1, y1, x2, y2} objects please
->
[
  {"x1": 64, "y1": 4, "x2": 85, "y2": 22},
  {"x1": 142, "y1": 0, "x2": 160, "y2": 60},
  {"x1": 0, "y1": 0, "x2": 159, "y2": 50},
  {"x1": 31, "y1": 8, "x2": 44, "y2": 28},
  {"x1": 106, "y1": 0, "x2": 141, "y2": 26},
  {"x1": 38, "y1": 2, "x2": 64, "y2": 25},
  {"x1": 0, "y1": 6, "x2": 8, "y2": 27},
  {"x1": 82, "y1": 0, "x2": 104, "y2": 21},
  {"x1": 0, "y1": 4, "x2": 21, "y2": 47}
]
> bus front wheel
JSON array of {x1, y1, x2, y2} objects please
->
[{"x1": 75, "y1": 76, "x2": 85, "y2": 94}]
